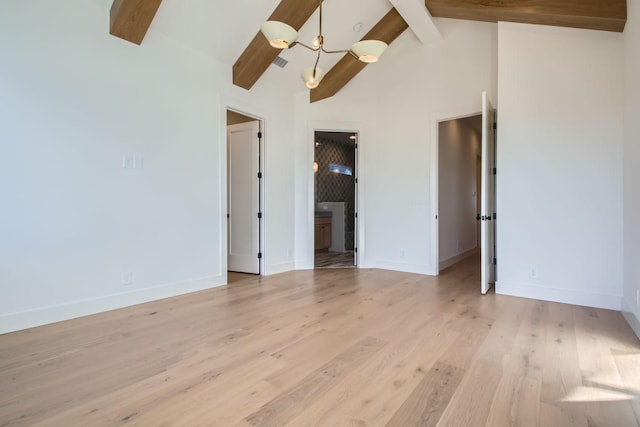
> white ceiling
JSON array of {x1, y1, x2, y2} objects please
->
[{"x1": 149, "y1": 0, "x2": 395, "y2": 91}]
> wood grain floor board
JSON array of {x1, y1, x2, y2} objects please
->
[
  {"x1": 1, "y1": 257, "x2": 639, "y2": 426},
  {"x1": 386, "y1": 361, "x2": 466, "y2": 427},
  {"x1": 245, "y1": 337, "x2": 385, "y2": 426}
]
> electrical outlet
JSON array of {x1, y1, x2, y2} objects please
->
[
  {"x1": 528, "y1": 267, "x2": 538, "y2": 280},
  {"x1": 133, "y1": 157, "x2": 144, "y2": 170},
  {"x1": 121, "y1": 155, "x2": 133, "y2": 169},
  {"x1": 121, "y1": 272, "x2": 132, "y2": 286}
]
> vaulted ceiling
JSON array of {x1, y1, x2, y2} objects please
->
[{"x1": 110, "y1": 0, "x2": 626, "y2": 102}]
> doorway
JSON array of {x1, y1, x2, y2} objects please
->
[
  {"x1": 226, "y1": 109, "x2": 263, "y2": 275},
  {"x1": 313, "y1": 131, "x2": 357, "y2": 269},
  {"x1": 437, "y1": 114, "x2": 482, "y2": 272},
  {"x1": 434, "y1": 93, "x2": 497, "y2": 294}
]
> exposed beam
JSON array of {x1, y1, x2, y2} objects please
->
[
  {"x1": 110, "y1": 0, "x2": 163, "y2": 45},
  {"x1": 233, "y1": 0, "x2": 320, "y2": 90},
  {"x1": 390, "y1": 0, "x2": 442, "y2": 46},
  {"x1": 425, "y1": 0, "x2": 626, "y2": 32},
  {"x1": 310, "y1": 8, "x2": 408, "y2": 103}
]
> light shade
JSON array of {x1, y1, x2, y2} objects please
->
[
  {"x1": 261, "y1": 21, "x2": 298, "y2": 48},
  {"x1": 351, "y1": 40, "x2": 388, "y2": 63},
  {"x1": 301, "y1": 67, "x2": 324, "y2": 89}
]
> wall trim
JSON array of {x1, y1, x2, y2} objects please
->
[
  {"x1": 295, "y1": 259, "x2": 314, "y2": 271},
  {"x1": 440, "y1": 248, "x2": 479, "y2": 271},
  {"x1": 622, "y1": 300, "x2": 640, "y2": 341},
  {"x1": 374, "y1": 260, "x2": 432, "y2": 276},
  {"x1": 265, "y1": 261, "x2": 296, "y2": 276},
  {"x1": 496, "y1": 280, "x2": 622, "y2": 311},
  {"x1": 0, "y1": 275, "x2": 226, "y2": 335}
]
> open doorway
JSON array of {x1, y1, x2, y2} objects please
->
[
  {"x1": 437, "y1": 114, "x2": 482, "y2": 271},
  {"x1": 432, "y1": 94, "x2": 497, "y2": 294},
  {"x1": 226, "y1": 109, "x2": 263, "y2": 278},
  {"x1": 313, "y1": 131, "x2": 357, "y2": 269}
]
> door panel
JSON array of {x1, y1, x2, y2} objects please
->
[
  {"x1": 228, "y1": 121, "x2": 260, "y2": 274},
  {"x1": 481, "y1": 92, "x2": 496, "y2": 294}
]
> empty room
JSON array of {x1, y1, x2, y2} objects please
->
[{"x1": 1, "y1": 0, "x2": 640, "y2": 425}]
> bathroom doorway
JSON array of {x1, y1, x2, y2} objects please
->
[{"x1": 313, "y1": 131, "x2": 357, "y2": 268}]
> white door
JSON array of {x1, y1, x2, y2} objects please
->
[
  {"x1": 353, "y1": 135, "x2": 358, "y2": 267},
  {"x1": 228, "y1": 121, "x2": 260, "y2": 274},
  {"x1": 481, "y1": 92, "x2": 496, "y2": 294}
]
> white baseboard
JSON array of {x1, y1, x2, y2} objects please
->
[
  {"x1": 496, "y1": 280, "x2": 622, "y2": 311},
  {"x1": 265, "y1": 261, "x2": 295, "y2": 275},
  {"x1": 440, "y1": 248, "x2": 479, "y2": 271},
  {"x1": 374, "y1": 260, "x2": 433, "y2": 276},
  {"x1": 0, "y1": 275, "x2": 226, "y2": 335},
  {"x1": 294, "y1": 259, "x2": 314, "y2": 271},
  {"x1": 622, "y1": 299, "x2": 640, "y2": 341}
]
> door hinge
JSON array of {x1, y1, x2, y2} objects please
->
[
  {"x1": 355, "y1": 212, "x2": 358, "y2": 218},
  {"x1": 258, "y1": 252, "x2": 262, "y2": 259},
  {"x1": 355, "y1": 178, "x2": 358, "y2": 184},
  {"x1": 492, "y1": 122, "x2": 497, "y2": 130},
  {"x1": 227, "y1": 213, "x2": 229, "y2": 219},
  {"x1": 354, "y1": 247, "x2": 357, "y2": 253},
  {"x1": 493, "y1": 212, "x2": 497, "y2": 220},
  {"x1": 355, "y1": 143, "x2": 358, "y2": 149},
  {"x1": 493, "y1": 257, "x2": 497, "y2": 265},
  {"x1": 257, "y1": 172, "x2": 262, "y2": 179},
  {"x1": 257, "y1": 132, "x2": 262, "y2": 139},
  {"x1": 258, "y1": 212, "x2": 262, "y2": 219},
  {"x1": 492, "y1": 167, "x2": 496, "y2": 175}
]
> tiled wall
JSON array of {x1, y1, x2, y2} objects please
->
[{"x1": 315, "y1": 134, "x2": 356, "y2": 251}]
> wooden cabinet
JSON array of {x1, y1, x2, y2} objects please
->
[{"x1": 314, "y1": 216, "x2": 332, "y2": 251}]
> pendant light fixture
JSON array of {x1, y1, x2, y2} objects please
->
[{"x1": 260, "y1": 0, "x2": 388, "y2": 89}]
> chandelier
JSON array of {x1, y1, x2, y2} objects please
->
[{"x1": 260, "y1": 1, "x2": 388, "y2": 89}]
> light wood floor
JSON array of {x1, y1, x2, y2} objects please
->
[
  {"x1": 314, "y1": 251, "x2": 355, "y2": 269},
  {"x1": 1, "y1": 258, "x2": 639, "y2": 426}
]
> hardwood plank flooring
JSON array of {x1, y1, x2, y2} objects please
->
[
  {"x1": 314, "y1": 251, "x2": 355, "y2": 269},
  {"x1": 1, "y1": 257, "x2": 639, "y2": 426}
]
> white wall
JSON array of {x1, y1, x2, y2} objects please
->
[
  {"x1": 438, "y1": 118, "x2": 480, "y2": 267},
  {"x1": 372, "y1": 19, "x2": 497, "y2": 274},
  {"x1": 623, "y1": 0, "x2": 640, "y2": 337},
  {"x1": 293, "y1": 19, "x2": 497, "y2": 274},
  {"x1": 0, "y1": 0, "x2": 295, "y2": 333},
  {"x1": 496, "y1": 22, "x2": 624, "y2": 310},
  {"x1": 293, "y1": 71, "x2": 378, "y2": 270}
]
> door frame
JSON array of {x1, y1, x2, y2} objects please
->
[
  {"x1": 430, "y1": 109, "x2": 482, "y2": 276},
  {"x1": 224, "y1": 107, "x2": 265, "y2": 276},
  {"x1": 312, "y1": 130, "x2": 359, "y2": 267},
  {"x1": 308, "y1": 121, "x2": 365, "y2": 268}
]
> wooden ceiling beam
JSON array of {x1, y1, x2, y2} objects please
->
[
  {"x1": 310, "y1": 8, "x2": 408, "y2": 103},
  {"x1": 233, "y1": 0, "x2": 320, "y2": 90},
  {"x1": 110, "y1": 0, "x2": 163, "y2": 45},
  {"x1": 425, "y1": 0, "x2": 627, "y2": 32}
]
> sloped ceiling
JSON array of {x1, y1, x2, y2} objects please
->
[{"x1": 110, "y1": 0, "x2": 626, "y2": 101}]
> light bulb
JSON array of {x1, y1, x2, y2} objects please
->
[{"x1": 300, "y1": 67, "x2": 324, "y2": 89}]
